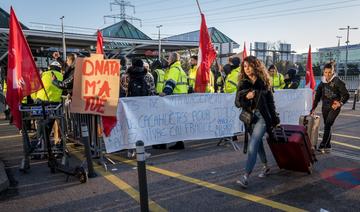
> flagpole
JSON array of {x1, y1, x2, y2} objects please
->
[{"x1": 195, "y1": 0, "x2": 202, "y2": 14}]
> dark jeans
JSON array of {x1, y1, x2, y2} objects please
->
[
  {"x1": 38, "y1": 119, "x2": 55, "y2": 145},
  {"x1": 319, "y1": 106, "x2": 340, "y2": 149}
]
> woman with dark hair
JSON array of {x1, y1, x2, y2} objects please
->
[
  {"x1": 235, "y1": 56, "x2": 280, "y2": 188},
  {"x1": 311, "y1": 62, "x2": 349, "y2": 153}
]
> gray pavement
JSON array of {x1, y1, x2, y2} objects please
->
[{"x1": 0, "y1": 106, "x2": 359, "y2": 212}]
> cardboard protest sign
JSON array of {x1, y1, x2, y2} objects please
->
[{"x1": 71, "y1": 54, "x2": 120, "y2": 116}]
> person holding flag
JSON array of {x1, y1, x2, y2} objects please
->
[
  {"x1": 310, "y1": 62, "x2": 349, "y2": 153},
  {"x1": 188, "y1": 55, "x2": 215, "y2": 93}
]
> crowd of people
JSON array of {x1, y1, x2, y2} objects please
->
[{"x1": 0, "y1": 51, "x2": 350, "y2": 188}]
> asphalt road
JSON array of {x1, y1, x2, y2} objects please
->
[{"x1": 0, "y1": 104, "x2": 359, "y2": 212}]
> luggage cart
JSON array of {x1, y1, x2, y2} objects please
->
[{"x1": 19, "y1": 102, "x2": 87, "y2": 183}]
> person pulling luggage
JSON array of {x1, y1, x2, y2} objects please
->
[
  {"x1": 235, "y1": 56, "x2": 280, "y2": 188},
  {"x1": 310, "y1": 62, "x2": 349, "y2": 153}
]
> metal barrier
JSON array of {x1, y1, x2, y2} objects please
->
[
  {"x1": 62, "y1": 96, "x2": 111, "y2": 171},
  {"x1": 300, "y1": 75, "x2": 360, "y2": 91}
]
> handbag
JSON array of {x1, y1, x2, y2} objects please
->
[
  {"x1": 239, "y1": 90, "x2": 261, "y2": 125},
  {"x1": 239, "y1": 110, "x2": 253, "y2": 125}
]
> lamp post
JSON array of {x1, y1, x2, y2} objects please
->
[
  {"x1": 156, "y1": 25, "x2": 163, "y2": 60},
  {"x1": 339, "y1": 26, "x2": 358, "y2": 76},
  {"x1": 336, "y1": 36, "x2": 342, "y2": 71},
  {"x1": 60, "y1": 16, "x2": 66, "y2": 61}
]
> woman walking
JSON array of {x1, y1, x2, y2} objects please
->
[{"x1": 235, "y1": 56, "x2": 280, "y2": 188}]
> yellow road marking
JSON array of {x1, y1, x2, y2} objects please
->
[
  {"x1": 69, "y1": 147, "x2": 167, "y2": 212},
  {"x1": 109, "y1": 155, "x2": 307, "y2": 212},
  {"x1": 317, "y1": 138, "x2": 360, "y2": 150},
  {"x1": 332, "y1": 140, "x2": 360, "y2": 150},
  {"x1": 319, "y1": 131, "x2": 360, "y2": 140},
  {"x1": 339, "y1": 113, "x2": 360, "y2": 117},
  {"x1": 0, "y1": 134, "x2": 22, "y2": 139}
]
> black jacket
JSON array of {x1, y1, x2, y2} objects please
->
[
  {"x1": 235, "y1": 78, "x2": 280, "y2": 132},
  {"x1": 127, "y1": 67, "x2": 156, "y2": 97},
  {"x1": 284, "y1": 76, "x2": 300, "y2": 89},
  {"x1": 52, "y1": 58, "x2": 75, "y2": 95},
  {"x1": 312, "y1": 76, "x2": 349, "y2": 110}
]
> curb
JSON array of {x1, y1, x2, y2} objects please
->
[{"x1": 0, "y1": 160, "x2": 10, "y2": 193}]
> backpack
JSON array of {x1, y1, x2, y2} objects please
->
[{"x1": 128, "y1": 75, "x2": 148, "y2": 97}]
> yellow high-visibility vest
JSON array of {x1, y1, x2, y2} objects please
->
[
  {"x1": 164, "y1": 61, "x2": 188, "y2": 94},
  {"x1": 36, "y1": 70, "x2": 63, "y2": 102},
  {"x1": 224, "y1": 67, "x2": 240, "y2": 93}
]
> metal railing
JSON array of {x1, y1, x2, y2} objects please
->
[
  {"x1": 300, "y1": 75, "x2": 360, "y2": 91},
  {"x1": 62, "y1": 96, "x2": 109, "y2": 170}
]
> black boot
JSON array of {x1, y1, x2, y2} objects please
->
[
  {"x1": 169, "y1": 141, "x2": 185, "y2": 150},
  {"x1": 152, "y1": 144, "x2": 167, "y2": 149}
]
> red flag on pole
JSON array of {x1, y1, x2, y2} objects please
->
[
  {"x1": 195, "y1": 13, "x2": 217, "y2": 93},
  {"x1": 96, "y1": 30, "x2": 104, "y2": 54},
  {"x1": 96, "y1": 29, "x2": 116, "y2": 136},
  {"x1": 306, "y1": 45, "x2": 316, "y2": 91},
  {"x1": 242, "y1": 42, "x2": 248, "y2": 60},
  {"x1": 7, "y1": 7, "x2": 44, "y2": 129}
]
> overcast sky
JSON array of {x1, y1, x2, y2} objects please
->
[{"x1": 2, "y1": 0, "x2": 360, "y2": 53}]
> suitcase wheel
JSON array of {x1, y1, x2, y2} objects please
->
[{"x1": 307, "y1": 165, "x2": 313, "y2": 174}]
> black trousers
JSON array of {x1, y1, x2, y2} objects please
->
[{"x1": 319, "y1": 106, "x2": 341, "y2": 148}]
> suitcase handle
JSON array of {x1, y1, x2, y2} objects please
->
[{"x1": 272, "y1": 126, "x2": 288, "y2": 143}]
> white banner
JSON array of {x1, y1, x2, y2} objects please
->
[{"x1": 104, "y1": 89, "x2": 313, "y2": 153}]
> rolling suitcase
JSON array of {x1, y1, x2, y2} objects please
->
[
  {"x1": 299, "y1": 115, "x2": 320, "y2": 149},
  {"x1": 268, "y1": 124, "x2": 316, "y2": 174}
]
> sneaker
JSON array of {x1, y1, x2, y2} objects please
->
[
  {"x1": 258, "y1": 166, "x2": 270, "y2": 178},
  {"x1": 236, "y1": 175, "x2": 248, "y2": 188},
  {"x1": 324, "y1": 148, "x2": 331, "y2": 153},
  {"x1": 127, "y1": 150, "x2": 136, "y2": 159},
  {"x1": 317, "y1": 148, "x2": 326, "y2": 154}
]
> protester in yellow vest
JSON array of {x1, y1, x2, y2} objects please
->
[
  {"x1": 151, "y1": 60, "x2": 165, "y2": 94},
  {"x1": 224, "y1": 57, "x2": 241, "y2": 93},
  {"x1": 268, "y1": 64, "x2": 285, "y2": 90},
  {"x1": 159, "y1": 52, "x2": 188, "y2": 150},
  {"x1": 2, "y1": 80, "x2": 6, "y2": 97},
  {"x1": 35, "y1": 61, "x2": 64, "y2": 102},
  {"x1": 188, "y1": 55, "x2": 214, "y2": 93},
  {"x1": 35, "y1": 61, "x2": 64, "y2": 149},
  {"x1": 160, "y1": 52, "x2": 188, "y2": 96}
]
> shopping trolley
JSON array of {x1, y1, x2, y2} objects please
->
[{"x1": 19, "y1": 102, "x2": 87, "y2": 183}]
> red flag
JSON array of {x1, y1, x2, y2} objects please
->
[
  {"x1": 195, "y1": 13, "x2": 217, "y2": 93},
  {"x1": 96, "y1": 30, "x2": 116, "y2": 136},
  {"x1": 306, "y1": 45, "x2": 316, "y2": 91},
  {"x1": 96, "y1": 30, "x2": 104, "y2": 54},
  {"x1": 7, "y1": 7, "x2": 44, "y2": 129},
  {"x1": 102, "y1": 115, "x2": 117, "y2": 137},
  {"x1": 242, "y1": 42, "x2": 248, "y2": 60}
]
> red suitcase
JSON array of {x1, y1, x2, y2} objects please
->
[{"x1": 268, "y1": 124, "x2": 316, "y2": 174}]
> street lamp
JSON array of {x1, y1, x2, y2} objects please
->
[
  {"x1": 156, "y1": 25, "x2": 163, "y2": 60},
  {"x1": 336, "y1": 36, "x2": 342, "y2": 71},
  {"x1": 60, "y1": 16, "x2": 66, "y2": 61},
  {"x1": 339, "y1": 26, "x2": 358, "y2": 77}
]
